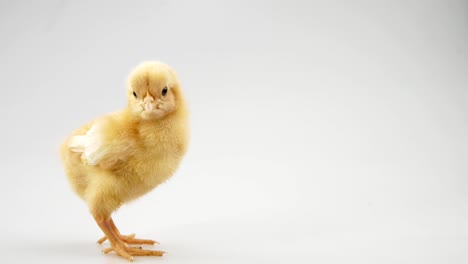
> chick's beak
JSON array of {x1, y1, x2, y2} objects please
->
[
  {"x1": 145, "y1": 102, "x2": 155, "y2": 111},
  {"x1": 143, "y1": 94, "x2": 156, "y2": 112}
]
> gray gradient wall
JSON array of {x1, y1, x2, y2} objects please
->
[{"x1": 1, "y1": 0, "x2": 467, "y2": 263}]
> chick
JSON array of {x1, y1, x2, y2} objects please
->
[{"x1": 60, "y1": 61, "x2": 189, "y2": 261}]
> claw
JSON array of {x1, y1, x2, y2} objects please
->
[
  {"x1": 98, "y1": 233, "x2": 139, "y2": 244},
  {"x1": 127, "y1": 247, "x2": 166, "y2": 256},
  {"x1": 113, "y1": 246, "x2": 134, "y2": 261},
  {"x1": 103, "y1": 247, "x2": 113, "y2": 254},
  {"x1": 130, "y1": 246, "x2": 143, "y2": 249},
  {"x1": 103, "y1": 245, "x2": 163, "y2": 260},
  {"x1": 122, "y1": 236, "x2": 157, "y2": 245}
]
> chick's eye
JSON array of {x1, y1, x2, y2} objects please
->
[
  {"x1": 133, "y1": 91, "x2": 137, "y2": 98},
  {"x1": 162, "y1": 87, "x2": 168, "y2": 96}
]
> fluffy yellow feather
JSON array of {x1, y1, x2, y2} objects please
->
[{"x1": 60, "y1": 61, "x2": 189, "y2": 261}]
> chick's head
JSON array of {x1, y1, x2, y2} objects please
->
[{"x1": 127, "y1": 61, "x2": 183, "y2": 120}]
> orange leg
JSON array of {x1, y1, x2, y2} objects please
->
[
  {"x1": 97, "y1": 218, "x2": 157, "y2": 245},
  {"x1": 94, "y1": 215, "x2": 134, "y2": 261},
  {"x1": 94, "y1": 215, "x2": 165, "y2": 261}
]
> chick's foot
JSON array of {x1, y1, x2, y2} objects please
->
[
  {"x1": 122, "y1": 234, "x2": 157, "y2": 245},
  {"x1": 98, "y1": 233, "x2": 157, "y2": 245},
  {"x1": 103, "y1": 245, "x2": 165, "y2": 258},
  {"x1": 97, "y1": 218, "x2": 158, "y2": 245}
]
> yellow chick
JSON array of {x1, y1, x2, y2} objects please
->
[{"x1": 60, "y1": 61, "x2": 189, "y2": 261}]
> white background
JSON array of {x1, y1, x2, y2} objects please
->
[{"x1": 1, "y1": 0, "x2": 467, "y2": 263}]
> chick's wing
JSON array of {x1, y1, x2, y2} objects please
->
[{"x1": 69, "y1": 122, "x2": 108, "y2": 165}]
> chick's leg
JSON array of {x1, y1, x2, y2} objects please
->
[
  {"x1": 95, "y1": 215, "x2": 165, "y2": 261},
  {"x1": 94, "y1": 214, "x2": 134, "y2": 261},
  {"x1": 97, "y1": 218, "x2": 157, "y2": 245}
]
